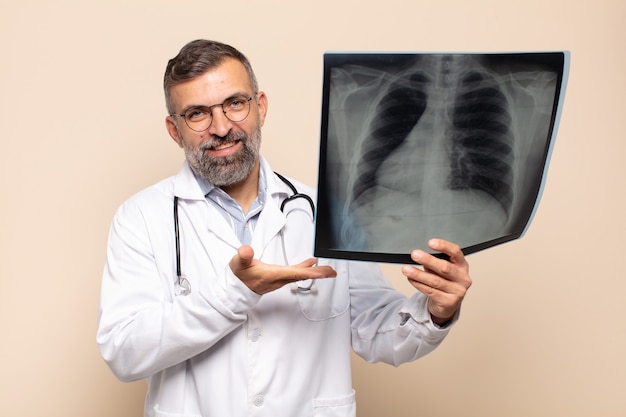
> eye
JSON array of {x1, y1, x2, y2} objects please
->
[
  {"x1": 185, "y1": 107, "x2": 210, "y2": 121},
  {"x1": 225, "y1": 96, "x2": 248, "y2": 111}
]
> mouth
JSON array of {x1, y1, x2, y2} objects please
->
[
  {"x1": 210, "y1": 140, "x2": 239, "y2": 151},
  {"x1": 202, "y1": 138, "x2": 244, "y2": 158}
]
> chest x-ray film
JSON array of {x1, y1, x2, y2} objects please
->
[{"x1": 314, "y1": 51, "x2": 569, "y2": 264}]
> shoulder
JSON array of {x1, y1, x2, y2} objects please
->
[
  {"x1": 260, "y1": 157, "x2": 317, "y2": 198},
  {"x1": 114, "y1": 176, "x2": 176, "y2": 221}
]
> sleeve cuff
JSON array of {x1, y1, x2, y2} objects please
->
[
  {"x1": 201, "y1": 265, "x2": 262, "y2": 319},
  {"x1": 399, "y1": 293, "x2": 460, "y2": 331}
]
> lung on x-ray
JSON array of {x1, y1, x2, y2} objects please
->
[{"x1": 314, "y1": 51, "x2": 569, "y2": 264}]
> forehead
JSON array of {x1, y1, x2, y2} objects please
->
[{"x1": 169, "y1": 58, "x2": 252, "y2": 110}]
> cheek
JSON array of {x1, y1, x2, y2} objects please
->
[{"x1": 180, "y1": 130, "x2": 207, "y2": 149}]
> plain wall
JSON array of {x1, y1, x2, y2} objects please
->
[{"x1": 1, "y1": 0, "x2": 624, "y2": 416}]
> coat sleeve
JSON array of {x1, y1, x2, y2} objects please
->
[
  {"x1": 348, "y1": 260, "x2": 458, "y2": 366},
  {"x1": 96, "y1": 196, "x2": 261, "y2": 382}
]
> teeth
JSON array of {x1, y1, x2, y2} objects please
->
[{"x1": 213, "y1": 141, "x2": 236, "y2": 150}]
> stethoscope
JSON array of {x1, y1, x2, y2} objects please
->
[{"x1": 174, "y1": 172, "x2": 316, "y2": 296}]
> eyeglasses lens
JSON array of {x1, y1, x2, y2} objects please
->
[{"x1": 184, "y1": 96, "x2": 252, "y2": 132}]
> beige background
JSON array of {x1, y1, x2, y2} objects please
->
[{"x1": 1, "y1": 0, "x2": 624, "y2": 416}]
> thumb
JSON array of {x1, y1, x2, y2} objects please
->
[{"x1": 234, "y1": 245, "x2": 255, "y2": 269}]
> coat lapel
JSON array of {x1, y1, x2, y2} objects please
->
[{"x1": 173, "y1": 159, "x2": 293, "y2": 262}]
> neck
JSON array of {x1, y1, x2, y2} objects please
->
[{"x1": 221, "y1": 159, "x2": 261, "y2": 214}]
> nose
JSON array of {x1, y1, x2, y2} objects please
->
[{"x1": 207, "y1": 107, "x2": 233, "y2": 137}]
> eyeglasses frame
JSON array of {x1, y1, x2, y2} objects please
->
[{"x1": 170, "y1": 93, "x2": 256, "y2": 132}]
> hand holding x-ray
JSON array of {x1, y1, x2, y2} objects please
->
[{"x1": 401, "y1": 238, "x2": 471, "y2": 324}]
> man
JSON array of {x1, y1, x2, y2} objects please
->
[{"x1": 97, "y1": 39, "x2": 472, "y2": 417}]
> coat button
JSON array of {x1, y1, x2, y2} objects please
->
[
  {"x1": 250, "y1": 329, "x2": 261, "y2": 342},
  {"x1": 253, "y1": 394, "x2": 264, "y2": 407}
]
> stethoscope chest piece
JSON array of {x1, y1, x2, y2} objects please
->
[
  {"x1": 290, "y1": 279, "x2": 318, "y2": 293},
  {"x1": 176, "y1": 276, "x2": 191, "y2": 296}
]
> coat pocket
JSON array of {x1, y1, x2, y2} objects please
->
[
  {"x1": 153, "y1": 405, "x2": 202, "y2": 417},
  {"x1": 312, "y1": 389, "x2": 356, "y2": 417},
  {"x1": 296, "y1": 262, "x2": 349, "y2": 321}
]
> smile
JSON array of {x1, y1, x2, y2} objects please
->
[{"x1": 211, "y1": 140, "x2": 239, "y2": 151}]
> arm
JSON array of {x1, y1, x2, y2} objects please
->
[
  {"x1": 97, "y1": 203, "x2": 337, "y2": 382},
  {"x1": 96, "y1": 202, "x2": 260, "y2": 382},
  {"x1": 350, "y1": 239, "x2": 471, "y2": 365}
]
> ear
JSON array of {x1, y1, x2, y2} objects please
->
[
  {"x1": 166, "y1": 116, "x2": 184, "y2": 148},
  {"x1": 256, "y1": 91, "x2": 268, "y2": 127}
]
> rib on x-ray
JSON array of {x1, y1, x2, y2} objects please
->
[{"x1": 315, "y1": 52, "x2": 568, "y2": 264}]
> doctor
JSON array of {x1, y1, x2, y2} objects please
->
[{"x1": 97, "y1": 39, "x2": 472, "y2": 417}]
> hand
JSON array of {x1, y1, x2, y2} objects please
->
[
  {"x1": 402, "y1": 239, "x2": 472, "y2": 325},
  {"x1": 229, "y1": 245, "x2": 337, "y2": 294}
]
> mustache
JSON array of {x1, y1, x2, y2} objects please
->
[{"x1": 199, "y1": 131, "x2": 247, "y2": 151}]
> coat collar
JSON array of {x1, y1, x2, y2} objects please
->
[
  {"x1": 172, "y1": 162, "x2": 206, "y2": 200},
  {"x1": 172, "y1": 156, "x2": 293, "y2": 256},
  {"x1": 172, "y1": 156, "x2": 292, "y2": 201}
]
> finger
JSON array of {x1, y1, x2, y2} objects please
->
[
  {"x1": 404, "y1": 267, "x2": 467, "y2": 317},
  {"x1": 293, "y1": 257, "x2": 318, "y2": 268},
  {"x1": 308, "y1": 265, "x2": 337, "y2": 279},
  {"x1": 407, "y1": 277, "x2": 440, "y2": 297},
  {"x1": 291, "y1": 262, "x2": 337, "y2": 281},
  {"x1": 410, "y1": 245, "x2": 467, "y2": 279},
  {"x1": 408, "y1": 250, "x2": 447, "y2": 274},
  {"x1": 290, "y1": 258, "x2": 337, "y2": 279},
  {"x1": 405, "y1": 252, "x2": 465, "y2": 291},
  {"x1": 428, "y1": 238, "x2": 467, "y2": 267},
  {"x1": 403, "y1": 265, "x2": 448, "y2": 293}
]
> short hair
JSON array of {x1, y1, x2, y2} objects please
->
[{"x1": 163, "y1": 39, "x2": 259, "y2": 113}]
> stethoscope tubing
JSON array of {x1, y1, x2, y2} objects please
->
[
  {"x1": 273, "y1": 172, "x2": 315, "y2": 217},
  {"x1": 173, "y1": 195, "x2": 182, "y2": 280},
  {"x1": 173, "y1": 172, "x2": 315, "y2": 296}
]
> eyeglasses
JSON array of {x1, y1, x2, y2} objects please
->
[{"x1": 171, "y1": 94, "x2": 255, "y2": 132}]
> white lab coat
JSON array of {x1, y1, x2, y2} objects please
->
[{"x1": 97, "y1": 157, "x2": 454, "y2": 417}]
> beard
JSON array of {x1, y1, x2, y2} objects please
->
[{"x1": 182, "y1": 126, "x2": 262, "y2": 187}]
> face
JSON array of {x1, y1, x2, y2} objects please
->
[{"x1": 165, "y1": 58, "x2": 268, "y2": 187}]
